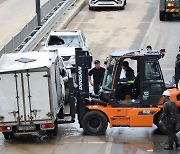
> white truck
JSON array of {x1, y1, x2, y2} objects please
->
[
  {"x1": 0, "y1": 51, "x2": 73, "y2": 139},
  {"x1": 89, "y1": 0, "x2": 126, "y2": 10}
]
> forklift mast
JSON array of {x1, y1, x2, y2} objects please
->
[{"x1": 75, "y1": 48, "x2": 92, "y2": 126}]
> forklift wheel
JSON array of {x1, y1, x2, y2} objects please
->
[{"x1": 82, "y1": 111, "x2": 108, "y2": 135}]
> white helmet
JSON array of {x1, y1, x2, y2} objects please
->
[{"x1": 162, "y1": 90, "x2": 171, "y2": 97}]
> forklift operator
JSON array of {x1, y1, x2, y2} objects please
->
[
  {"x1": 116, "y1": 61, "x2": 135, "y2": 101},
  {"x1": 120, "y1": 61, "x2": 135, "y2": 83}
]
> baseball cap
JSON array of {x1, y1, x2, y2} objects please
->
[
  {"x1": 162, "y1": 90, "x2": 171, "y2": 97},
  {"x1": 94, "y1": 60, "x2": 100, "y2": 64}
]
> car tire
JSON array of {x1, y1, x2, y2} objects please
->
[
  {"x1": 117, "y1": 5, "x2": 125, "y2": 10},
  {"x1": 82, "y1": 111, "x2": 108, "y2": 135},
  {"x1": 89, "y1": 6, "x2": 94, "y2": 11}
]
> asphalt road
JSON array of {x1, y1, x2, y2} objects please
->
[
  {"x1": 1, "y1": 0, "x2": 180, "y2": 153},
  {"x1": 0, "y1": 0, "x2": 48, "y2": 50}
]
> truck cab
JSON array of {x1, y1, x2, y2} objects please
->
[{"x1": 159, "y1": 0, "x2": 180, "y2": 21}]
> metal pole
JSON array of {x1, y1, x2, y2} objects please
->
[{"x1": 36, "y1": 0, "x2": 41, "y2": 26}]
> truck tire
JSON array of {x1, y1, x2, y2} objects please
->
[
  {"x1": 3, "y1": 132, "x2": 10, "y2": 139},
  {"x1": 82, "y1": 111, "x2": 108, "y2": 135},
  {"x1": 124, "y1": 0, "x2": 126, "y2": 5},
  {"x1": 9, "y1": 133, "x2": 15, "y2": 139},
  {"x1": 46, "y1": 130, "x2": 52, "y2": 136},
  {"x1": 160, "y1": 11, "x2": 165, "y2": 21},
  {"x1": 52, "y1": 123, "x2": 58, "y2": 136}
]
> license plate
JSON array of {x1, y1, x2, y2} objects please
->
[
  {"x1": 18, "y1": 125, "x2": 36, "y2": 131},
  {"x1": 101, "y1": 2, "x2": 110, "y2": 4}
]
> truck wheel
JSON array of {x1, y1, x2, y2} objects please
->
[
  {"x1": 46, "y1": 130, "x2": 52, "y2": 136},
  {"x1": 82, "y1": 111, "x2": 108, "y2": 135},
  {"x1": 9, "y1": 133, "x2": 15, "y2": 139},
  {"x1": 124, "y1": 0, "x2": 126, "y2": 5},
  {"x1": 160, "y1": 11, "x2": 165, "y2": 21},
  {"x1": 52, "y1": 123, "x2": 58, "y2": 136},
  {"x1": 3, "y1": 132, "x2": 10, "y2": 139}
]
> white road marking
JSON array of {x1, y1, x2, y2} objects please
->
[
  {"x1": 104, "y1": 136, "x2": 113, "y2": 154},
  {"x1": 139, "y1": 5, "x2": 159, "y2": 49}
]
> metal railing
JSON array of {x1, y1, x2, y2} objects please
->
[{"x1": 0, "y1": 0, "x2": 76, "y2": 56}]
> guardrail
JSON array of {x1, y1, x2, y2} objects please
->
[
  {"x1": 0, "y1": 0, "x2": 76, "y2": 55},
  {"x1": 19, "y1": 0, "x2": 76, "y2": 53}
]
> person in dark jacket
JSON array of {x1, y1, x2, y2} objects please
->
[
  {"x1": 121, "y1": 61, "x2": 135, "y2": 83},
  {"x1": 117, "y1": 61, "x2": 135, "y2": 100},
  {"x1": 161, "y1": 90, "x2": 180, "y2": 150},
  {"x1": 88, "y1": 60, "x2": 105, "y2": 95}
]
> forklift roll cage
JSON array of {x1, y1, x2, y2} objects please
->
[{"x1": 101, "y1": 50, "x2": 165, "y2": 107}]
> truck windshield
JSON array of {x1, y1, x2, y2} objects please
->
[{"x1": 102, "y1": 57, "x2": 117, "y2": 90}]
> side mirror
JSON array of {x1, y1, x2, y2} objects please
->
[{"x1": 41, "y1": 41, "x2": 45, "y2": 46}]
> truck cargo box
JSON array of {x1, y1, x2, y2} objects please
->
[{"x1": 0, "y1": 52, "x2": 65, "y2": 138}]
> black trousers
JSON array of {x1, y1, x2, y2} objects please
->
[{"x1": 94, "y1": 85, "x2": 100, "y2": 95}]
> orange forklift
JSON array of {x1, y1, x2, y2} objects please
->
[{"x1": 71, "y1": 48, "x2": 180, "y2": 135}]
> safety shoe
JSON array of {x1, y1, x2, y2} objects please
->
[{"x1": 164, "y1": 145, "x2": 173, "y2": 150}]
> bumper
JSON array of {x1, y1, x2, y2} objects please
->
[
  {"x1": 166, "y1": 8, "x2": 179, "y2": 13},
  {"x1": 89, "y1": 0, "x2": 124, "y2": 7}
]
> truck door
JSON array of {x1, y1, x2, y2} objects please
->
[
  {"x1": 0, "y1": 71, "x2": 51, "y2": 123},
  {"x1": 22, "y1": 71, "x2": 51, "y2": 122},
  {"x1": 140, "y1": 57, "x2": 165, "y2": 106}
]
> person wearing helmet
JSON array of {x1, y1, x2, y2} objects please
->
[{"x1": 161, "y1": 90, "x2": 180, "y2": 150}]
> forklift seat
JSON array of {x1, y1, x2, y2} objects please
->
[{"x1": 90, "y1": 98, "x2": 109, "y2": 106}]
